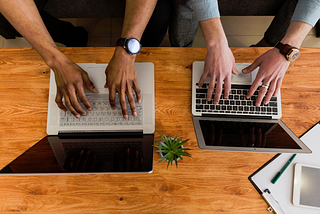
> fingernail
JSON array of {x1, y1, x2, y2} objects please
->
[
  {"x1": 124, "y1": 115, "x2": 128, "y2": 119},
  {"x1": 133, "y1": 112, "x2": 137, "y2": 116},
  {"x1": 242, "y1": 69, "x2": 247, "y2": 73},
  {"x1": 88, "y1": 107, "x2": 92, "y2": 111},
  {"x1": 76, "y1": 114, "x2": 80, "y2": 118},
  {"x1": 138, "y1": 99, "x2": 141, "y2": 103},
  {"x1": 82, "y1": 112, "x2": 87, "y2": 116},
  {"x1": 93, "y1": 88, "x2": 98, "y2": 93}
]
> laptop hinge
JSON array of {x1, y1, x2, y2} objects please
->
[
  {"x1": 202, "y1": 114, "x2": 272, "y2": 120},
  {"x1": 58, "y1": 130, "x2": 143, "y2": 139}
]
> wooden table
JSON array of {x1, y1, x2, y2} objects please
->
[{"x1": 0, "y1": 47, "x2": 319, "y2": 213}]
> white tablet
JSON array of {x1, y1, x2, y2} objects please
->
[{"x1": 293, "y1": 163, "x2": 320, "y2": 210}]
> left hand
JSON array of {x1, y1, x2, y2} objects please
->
[{"x1": 242, "y1": 48, "x2": 290, "y2": 106}]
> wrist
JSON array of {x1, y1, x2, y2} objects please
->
[
  {"x1": 42, "y1": 48, "x2": 71, "y2": 69},
  {"x1": 114, "y1": 46, "x2": 136, "y2": 62}
]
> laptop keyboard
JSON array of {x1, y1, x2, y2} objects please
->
[
  {"x1": 195, "y1": 83, "x2": 279, "y2": 116},
  {"x1": 59, "y1": 94, "x2": 143, "y2": 126}
]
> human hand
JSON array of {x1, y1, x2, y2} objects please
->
[
  {"x1": 198, "y1": 46, "x2": 239, "y2": 104},
  {"x1": 242, "y1": 48, "x2": 290, "y2": 106},
  {"x1": 53, "y1": 58, "x2": 98, "y2": 118},
  {"x1": 105, "y1": 48, "x2": 141, "y2": 119}
]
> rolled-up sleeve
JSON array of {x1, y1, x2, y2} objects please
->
[
  {"x1": 291, "y1": 0, "x2": 320, "y2": 26},
  {"x1": 190, "y1": 0, "x2": 220, "y2": 21}
]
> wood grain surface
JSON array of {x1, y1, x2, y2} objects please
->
[{"x1": 0, "y1": 47, "x2": 319, "y2": 213}]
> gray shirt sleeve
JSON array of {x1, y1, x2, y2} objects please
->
[
  {"x1": 190, "y1": 0, "x2": 220, "y2": 21},
  {"x1": 291, "y1": 0, "x2": 320, "y2": 26}
]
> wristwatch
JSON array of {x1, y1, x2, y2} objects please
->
[
  {"x1": 275, "y1": 42, "x2": 300, "y2": 62},
  {"x1": 116, "y1": 38, "x2": 141, "y2": 55}
]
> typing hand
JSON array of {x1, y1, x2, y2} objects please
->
[
  {"x1": 198, "y1": 46, "x2": 239, "y2": 104},
  {"x1": 105, "y1": 48, "x2": 141, "y2": 119},
  {"x1": 242, "y1": 48, "x2": 290, "y2": 106},
  {"x1": 53, "y1": 59, "x2": 98, "y2": 118}
]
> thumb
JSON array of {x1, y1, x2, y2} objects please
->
[
  {"x1": 242, "y1": 60, "x2": 260, "y2": 74},
  {"x1": 232, "y1": 64, "x2": 239, "y2": 75},
  {"x1": 82, "y1": 72, "x2": 98, "y2": 93}
]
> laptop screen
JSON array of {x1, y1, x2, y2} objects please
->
[
  {"x1": 193, "y1": 117, "x2": 312, "y2": 153},
  {"x1": 0, "y1": 134, "x2": 154, "y2": 175}
]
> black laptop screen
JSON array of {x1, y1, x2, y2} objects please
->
[
  {"x1": 199, "y1": 120, "x2": 302, "y2": 149},
  {"x1": 0, "y1": 135, "x2": 154, "y2": 174}
]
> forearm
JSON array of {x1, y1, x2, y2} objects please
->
[
  {"x1": 199, "y1": 17, "x2": 228, "y2": 51},
  {"x1": 280, "y1": 21, "x2": 313, "y2": 48},
  {"x1": 0, "y1": 0, "x2": 65, "y2": 67},
  {"x1": 121, "y1": 0, "x2": 158, "y2": 39}
]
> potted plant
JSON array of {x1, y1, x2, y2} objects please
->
[{"x1": 154, "y1": 134, "x2": 192, "y2": 169}]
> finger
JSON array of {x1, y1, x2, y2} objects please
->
[
  {"x1": 198, "y1": 70, "x2": 208, "y2": 88},
  {"x1": 207, "y1": 75, "x2": 216, "y2": 101},
  {"x1": 242, "y1": 59, "x2": 260, "y2": 74},
  {"x1": 76, "y1": 82, "x2": 92, "y2": 112},
  {"x1": 263, "y1": 80, "x2": 277, "y2": 105},
  {"x1": 232, "y1": 64, "x2": 239, "y2": 75},
  {"x1": 247, "y1": 76, "x2": 263, "y2": 99},
  {"x1": 127, "y1": 87, "x2": 137, "y2": 117},
  {"x1": 273, "y1": 78, "x2": 283, "y2": 96},
  {"x1": 213, "y1": 78, "x2": 223, "y2": 104},
  {"x1": 55, "y1": 90, "x2": 67, "y2": 111},
  {"x1": 63, "y1": 94, "x2": 80, "y2": 118},
  {"x1": 119, "y1": 86, "x2": 129, "y2": 119},
  {"x1": 82, "y1": 72, "x2": 98, "y2": 93},
  {"x1": 255, "y1": 82, "x2": 269, "y2": 106},
  {"x1": 223, "y1": 76, "x2": 231, "y2": 99},
  {"x1": 132, "y1": 80, "x2": 142, "y2": 103},
  {"x1": 109, "y1": 86, "x2": 117, "y2": 109},
  {"x1": 67, "y1": 85, "x2": 87, "y2": 116}
]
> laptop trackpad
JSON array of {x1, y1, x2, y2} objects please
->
[{"x1": 231, "y1": 72, "x2": 252, "y2": 84}]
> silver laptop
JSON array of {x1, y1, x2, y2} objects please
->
[
  {"x1": 192, "y1": 61, "x2": 311, "y2": 153},
  {"x1": 47, "y1": 62, "x2": 155, "y2": 135},
  {"x1": 192, "y1": 61, "x2": 281, "y2": 119}
]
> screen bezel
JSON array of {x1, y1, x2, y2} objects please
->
[
  {"x1": 293, "y1": 163, "x2": 320, "y2": 210},
  {"x1": 0, "y1": 134, "x2": 154, "y2": 175},
  {"x1": 193, "y1": 116, "x2": 312, "y2": 153}
]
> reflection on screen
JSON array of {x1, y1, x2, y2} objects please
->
[
  {"x1": 199, "y1": 120, "x2": 302, "y2": 149},
  {"x1": 0, "y1": 135, "x2": 154, "y2": 174},
  {"x1": 300, "y1": 166, "x2": 320, "y2": 207}
]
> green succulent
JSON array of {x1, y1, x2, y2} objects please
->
[{"x1": 154, "y1": 134, "x2": 192, "y2": 169}]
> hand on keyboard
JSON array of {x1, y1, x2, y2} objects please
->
[
  {"x1": 242, "y1": 48, "x2": 290, "y2": 106},
  {"x1": 198, "y1": 45, "x2": 239, "y2": 105},
  {"x1": 53, "y1": 60, "x2": 98, "y2": 118},
  {"x1": 105, "y1": 48, "x2": 142, "y2": 119}
]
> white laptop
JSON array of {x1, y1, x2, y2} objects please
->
[{"x1": 47, "y1": 62, "x2": 155, "y2": 135}]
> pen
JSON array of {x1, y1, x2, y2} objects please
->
[{"x1": 271, "y1": 154, "x2": 296, "y2": 184}]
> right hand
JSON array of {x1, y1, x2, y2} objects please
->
[
  {"x1": 52, "y1": 58, "x2": 98, "y2": 118},
  {"x1": 198, "y1": 45, "x2": 239, "y2": 104}
]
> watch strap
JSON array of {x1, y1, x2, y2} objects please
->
[
  {"x1": 275, "y1": 42, "x2": 298, "y2": 56},
  {"x1": 116, "y1": 38, "x2": 126, "y2": 46}
]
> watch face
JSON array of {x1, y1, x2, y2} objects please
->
[
  {"x1": 288, "y1": 49, "x2": 300, "y2": 62},
  {"x1": 127, "y1": 38, "x2": 141, "y2": 54}
]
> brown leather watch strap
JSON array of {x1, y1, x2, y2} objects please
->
[{"x1": 275, "y1": 42, "x2": 297, "y2": 56}]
